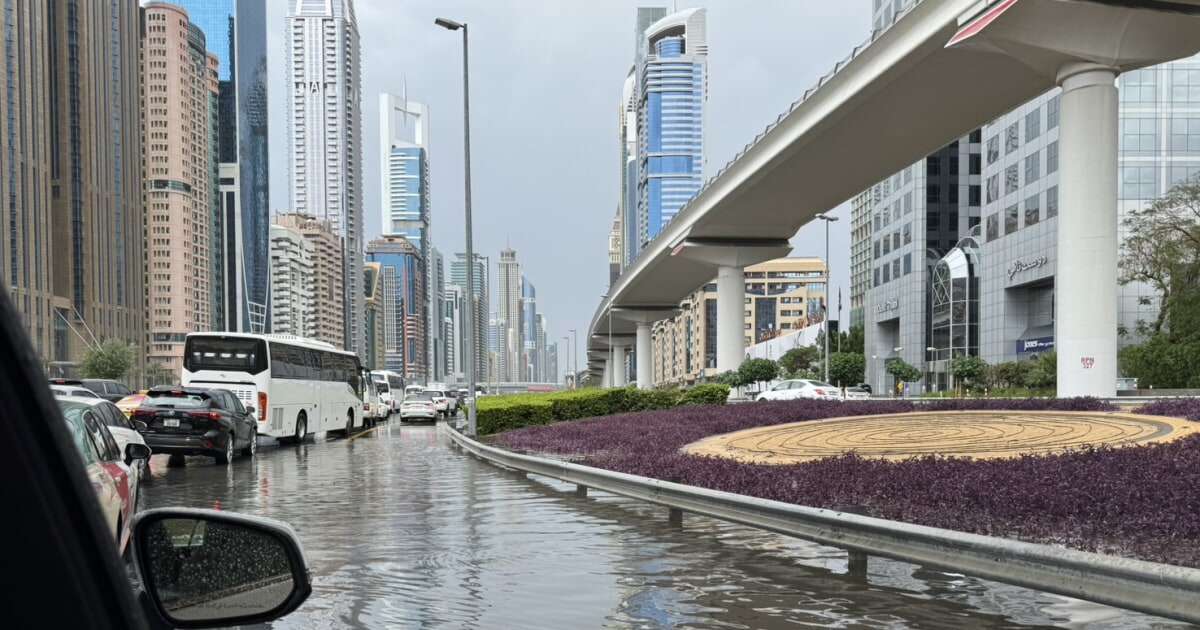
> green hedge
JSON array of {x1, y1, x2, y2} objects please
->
[{"x1": 476, "y1": 384, "x2": 730, "y2": 436}]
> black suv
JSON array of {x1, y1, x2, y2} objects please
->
[
  {"x1": 132, "y1": 387, "x2": 257, "y2": 464},
  {"x1": 48, "y1": 378, "x2": 132, "y2": 402}
]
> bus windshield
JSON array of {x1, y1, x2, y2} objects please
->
[{"x1": 183, "y1": 336, "x2": 268, "y2": 374}]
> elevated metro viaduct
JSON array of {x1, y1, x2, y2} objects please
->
[{"x1": 589, "y1": 0, "x2": 1200, "y2": 397}]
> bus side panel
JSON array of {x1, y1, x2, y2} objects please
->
[{"x1": 267, "y1": 378, "x2": 317, "y2": 439}]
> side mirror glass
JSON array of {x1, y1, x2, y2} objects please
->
[
  {"x1": 133, "y1": 509, "x2": 311, "y2": 628},
  {"x1": 125, "y1": 442, "x2": 151, "y2": 465},
  {"x1": 134, "y1": 420, "x2": 149, "y2": 432}
]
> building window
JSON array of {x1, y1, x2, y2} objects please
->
[
  {"x1": 968, "y1": 184, "x2": 981, "y2": 206},
  {"x1": 970, "y1": 128, "x2": 982, "y2": 143},
  {"x1": 1120, "y1": 68, "x2": 1156, "y2": 104},
  {"x1": 1047, "y1": 141, "x2": 1058, "y2": 174},
  {"x1": 927, "y1": 157, "x2": 940, "y2": 176},
  {"x1": 892, "y1": 231, "x2": 900, "y2": 250},
  {"x1": 882, "y1": 236, "x2": 891, "y2": 255},
  {"x1": 1169, "y1": 117, "x2": 1200, "y2": 153},
  {"x1": 1122, "y1": 117, "x2": 1158, "y2": 154},
  {"x1": 904, "y1": 166, "x2": 912, "y2": 184},
  {"x1": 986, "y1": 214, "x2": 999, "y2": 241},
  {"x1": 1025, "y1": 194, "x2": 1040, "y2": 227},
  {"x1": 874, "y1": 240, "x2": 880, "y2": 259},
  {"x1": 1024, "y1": 152, "x2": 1040, "y2": 184},
  {"x1": 927, "y1": 184, "x2": 940, "y2": 203},
  {"x1": 1047, "y1": 95, "x2": 1060, "y2": 129},
  {"x1": 1005, "y1": 122, "x2": 1020, "y2": 154},
  {"x1": 948, "y1": 185, "x2": 959, "y2": 204},
  {"x1": 883, "y1": 263, "x2": 891, "y2": 283},
  {"x1": 1121, "y1": 165, "x2": 1157, "y2": 199},
  {"x1": 903, "y1": 222, "x2": 912, "y2": 244},
  {"x1": 986, "y1": 174, "x2": 999, "y2": 203},
  {"x1": 904, "y1": 191, "x2": 912, "y2": 214},
  {"x1": 1047, "y1": 185, "x2": 1058, "y2": 218},
  {"x1": 1025, "y1": 108, "x2": 1041, "y2": 142},
  {"x1": 969, "y1": 154, "x2": 981, "y2": 175},
  {"x1": 1005, "y1": 204, "x2": 1019, "y2": 235},
  {"x1": 1005, "y1": 164, "x2": 1019, "y2": 195},
  {"x1": 874, "y1": 267, "x2": 880, "y2": 287},
  {"x1": 892, "y1": 258, "x2": 901, "y2": 280},
  {"x1": 873, "y1": 213, "x2": 881, "y2": 231},
  {"x1": 986, "y1": 135, "x2": 1000, "y2": 165},
  {"x1": 903, "y1": 252, "x2": 912, "y2": 275}
]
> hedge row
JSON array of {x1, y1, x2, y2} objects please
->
[{"x1": 476, "y1": 384, "x2": 729, "y2": 436}]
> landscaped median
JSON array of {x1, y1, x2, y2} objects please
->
[
  {"x1": 475, "y1": 384, "x2": 729, "y2": 435},
  {"x1": 490, "y1": 396, "x2": 1200, "y2": 568}
]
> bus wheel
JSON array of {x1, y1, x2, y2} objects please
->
[{"x1": 294, "y1": 413, "x2": 307, "y2": 445}]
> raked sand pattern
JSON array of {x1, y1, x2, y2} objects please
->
[{"x1": 683, "y1": 411, "x2": 1200, "y2": 464}]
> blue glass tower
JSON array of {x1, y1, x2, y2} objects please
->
[
  {"x1": 176, "y1": 0, "x2": 270, "y2": 334},
  {"x1": 637, "y1": 8, "x2": 707, "y2": 248}
]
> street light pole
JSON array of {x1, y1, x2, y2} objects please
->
[
  {"x1": 815, "y1": 213, "x2": 839, "y2": 384},
  {"x1": 561, "y1": 335, "x2": 570, "y2": 387},
  {"x1": 435, "y1": 17, "x2": 477, "y2": 435},
  {"x1": 568, "y1": 328, "x2": 578, "y2": 389}
]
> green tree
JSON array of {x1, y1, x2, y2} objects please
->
[
  {"x1": 80, "y1": 339, "x2": 135, "y2": 381},
  {"x1": 827, "y1": 352, "x2": 865, "y2": 387},
  {"x1": 738, "y1": 358, "x2": 779, "y2": 390},
  {"x1": 950, "y1": 355, "x2": 988, "y2": 390},
  {"x1": 715, "y1": 370, "x2": 748, "y2": 388},
  {"x1": 1024, "y1": 352, "x2": 1056, "y2": 390},
  {"x1": 838, "y1": 325, "x2": 865, "y2": 355},
  {"x1": 885, "y1": 358, "x2": 922, "y2": 387},
  {"x1": 1120, "y1": 178, "x2": 1200, "y2": 336},
  {"x1": 778, "y1": 346, "x2": 820, "y2": 377}
]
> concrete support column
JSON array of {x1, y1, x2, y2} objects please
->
[
  {"x1": 716, "y1": 265, "x2": 746, "y2": 373},
  {"x1": 612, "y1": 345, "x2": 628, "y2": 387},
  {"x1": 602, "y1": 359, "x2": 612, "y2": 388},
  {"x1": 1056, "y1": 62, "x2": 1118, "y2": 398},
  {"x1": 636, "y1": 323, "x2": 653, "y2": 389}
]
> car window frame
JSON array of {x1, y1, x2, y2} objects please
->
[
  {"x1": 82, "y1": 411, "x2": 119, "y2": 462},
  {"x1": 102, "y1": 402, "x2": 133, "y2": 431}
]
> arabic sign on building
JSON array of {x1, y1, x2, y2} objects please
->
[
  {"x1": 1008, "y1": 256, "x2": 1048, "y2": 281},
  {"x1": 874, "y1": 298, "x2": 898, "y2": 315},
  {"x1": 1015, "y1": 336, "x2": 1054, "y2": 354}
]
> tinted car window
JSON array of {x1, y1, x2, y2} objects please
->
[
  {"x1": 83, "y1": 411, "x2": 120, "y2": 461},
  {"x1": 98, "y1": 403, "x2": 132, "y2": 430},
  {"x1": 61, "y1": 405, "x2": 100, "y2": 465},
  {"x1": 145, "y1": 393, "x2": 209, "y2": 408}
]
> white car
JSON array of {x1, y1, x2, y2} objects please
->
[
  {"x1": 361, "y1": 379, "x2": 386, "y2": 426},
  {"x1": 50, "y1": 384, "x2": 102, "y2": 399},
  {"x1": 843, "y1": 386, "x2": 871, "y2": 401},
  {"x1": 400, "y1": 392, "x2": 438, "y2": 421},
  {"x1": 425, "y1": 389, "x2": 458, "y2": 417},
  {"x1": 59, "y1": 396, "x2": 151, "y2": 489},
  {"x1": 756, "y1": 379, "x2": 842, "y2": 402}
]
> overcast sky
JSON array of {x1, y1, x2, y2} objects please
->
[{"x1": 267, "y1": 1, "x2": 870, "y2": 364}]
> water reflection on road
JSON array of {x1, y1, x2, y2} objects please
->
[{"x1": 143, "y1": 421, "x2": 1185, "y2": 629}]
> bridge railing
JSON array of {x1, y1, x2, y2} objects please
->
[{"x1": 445, "y1": 424, "x2": 1200, "y2": 624}]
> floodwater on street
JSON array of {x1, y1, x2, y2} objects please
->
[{"x1": 142, "y1": 420, "x2": 1188, "y2": 629}]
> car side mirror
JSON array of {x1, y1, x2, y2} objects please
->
[
  {"x1": 245, "y1": 405, "x2": 256, "y2": 415},
  {"x1": 132, "y1": 509, "x2": 311, "y2": 628},
  {"x1": 125, "y1": 442, "x2": 151, "y2": 466},
  {"x1": 134, "y1": 420, "x2": 149, "y2": 432}
]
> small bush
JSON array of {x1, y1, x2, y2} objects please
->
[{"x1": 679, "y1": 383, "x2": 730, "y2": 406}]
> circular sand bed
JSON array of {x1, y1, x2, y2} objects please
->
[{"x1": 683, "y1": 411, "x2": 1199, "y2": 464}]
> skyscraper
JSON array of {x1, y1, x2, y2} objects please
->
[
  {"x1": 535, "y1": 313, "x2": 548, "y2": 383},
  {"x1": 497, "y1": 249, "x2": 522, "y2": 382},
  {"x1": 269, "y1": 224, "x2": 315, "y2": 338},
  {"x1": 428, "y1": 247, "x2": 445, "y2": 382},
  {"x1": 450, "y1": 253, "x2": 488, "y2": 383},
  {"x1": 637, "y1": 8, "x2": 707, "y2": 247},
  {"x1": 176, "y1": 0, "x2": 271, "y2": 334},
  {"x1": 276, "y1": 214, "x2": 345, "y2": 349},
  {"x1": 366, "y1": 236, "x2": 426, "y2": 381},
  {"x1": 287, "y1": 0, "x2": 364, "y2": 356},
  {"x1": 45, "y1": 0, "x2": 145, "y2": 375},
  {"x1": 521, "y1": 276, "x2": 537, "y2": 380},
  {"x1": 621, "y1": 7, "x2": 667, "y2": 265},
  {"x1": 141, "y1": 4, "x2": 219, "y2": 374}
]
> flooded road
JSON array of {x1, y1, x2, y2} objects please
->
[{"x1": 143, "y1": 421, "x2": 1187, "y2": 629}]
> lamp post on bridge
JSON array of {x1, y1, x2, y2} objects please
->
[{"x1": 816, "y1": 213, "x2": 839, "y2": 384}]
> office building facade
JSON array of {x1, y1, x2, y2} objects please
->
[
  {"x1": 366, "y1": 236, "x2": 425, "y2": 381},
  {"x1": 141, "y1": 4, "x2": 219, "y2": 374},
  {"x1": 637, "y1": 8, "x2": 707, "y2": 248},
  {"x1": 651, "y1": 257, "x2": 828, "y2": 386},
  {"x1": 364, "y1": 262, "x2": 386, "y2": 371},
  {"x1": 450, "y1": 252, "x2": 489, "y2": 383},
  {"x1": 497, "y1": 249, "x2": 522, "y2": 382},
  {"x1": 622, "y1": 7, "x2": 668, "y2": 264},
  {"x1": 286, "y1": 0, "x2": 364, "y2": 357},
  {"x1": 276, "y1": 214, "x2": 344, "y2": 349},
  {"x1": 268, "y1": 224, "x2": 315, "y2": 338},
  {"x1": 849, "y1": 189, "x2": 873, "y2": 328},
  {"x1": 428, "y1": 247, "x2": 445, "y2": 382}
]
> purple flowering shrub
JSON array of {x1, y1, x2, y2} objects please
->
[
  {"x1": 495, "y1": 397, "x2": 1200, "y2": 566},
  {"x1": 1136, "y1": 398, "x2": 1200, "y2": 421}
]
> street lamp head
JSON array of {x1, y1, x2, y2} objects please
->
[
  {"x1": 434, "y1": 17, "x2": 463, "y2": 30},
  {"x1": 815, "y1": 213, "x2": 840, "y2": 223}
]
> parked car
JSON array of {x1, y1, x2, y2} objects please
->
[
  {"x1": 756, "y1": 379, "x2": 842, "y2": 402},
  {"x1": 132, "y1": 387, "x2": 257, "y2": 464},
  {"x1": 60, "y1": 396, "x2": 151, "y2": 486},
  {"x1": 58, "y1": 399, "x2": 150, "y2": 555},
  {"x1": 843, "y1": 386, "x2": 871, "y2": 401},
  {"x1": 49, "y1": 378, "x2": 132, "y2": 402},
  {"x1": 856, "y1": 382, "x2": 873, "y2": 394},
  {"x1": 50, "y1": 383, "x2": 102, "y2": 399},
  {"x1": 360, "y1": 373, "x2": 386, "y2": 427},
  {"x1": 400, "y1": 392, "x2": 438, "y2": 421}
]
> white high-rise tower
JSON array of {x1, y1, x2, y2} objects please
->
[{"x1": 286, "y1": 0, "x2": 364, "y2": 356}]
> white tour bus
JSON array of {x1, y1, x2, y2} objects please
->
[
  {"x1": 182, "y1": 333, "x2": 364, "y2": 442},
  {"x1": 370, "y1": 370, "x2": 404, "y2": 413}
]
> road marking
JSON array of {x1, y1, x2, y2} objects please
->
[{"x1": 346, "y1": 424, "x2": 382, "y2": 442}]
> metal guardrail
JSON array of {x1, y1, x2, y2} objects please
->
[{"x1": 445, "y1": 425, "x2": 1200, "y2": 624}]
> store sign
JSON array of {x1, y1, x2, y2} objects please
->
[
  {"x1": 1008, "y1": 256, "x2": 1048, "y2": 281},
  {"x1": 1015, "y1": 336, "x2": 1054, "y2": 354},
  {"x1": 875, "y1": 298, "x2": 899, "y2": 314}
]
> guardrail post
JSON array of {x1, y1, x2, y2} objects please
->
[
  {"x1": 847, "y1": 550, "x2": 868, "y2": 579},
  {"x1": 575, "y1": 484, "x2": 588, "y2": 498},
  {"x1": 668, "y1": 507, "x2": 683, "y2": 527}
]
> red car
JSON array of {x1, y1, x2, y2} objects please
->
[{"x1": 59, "y1": 399, "x2": 149, "y2": 555}]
